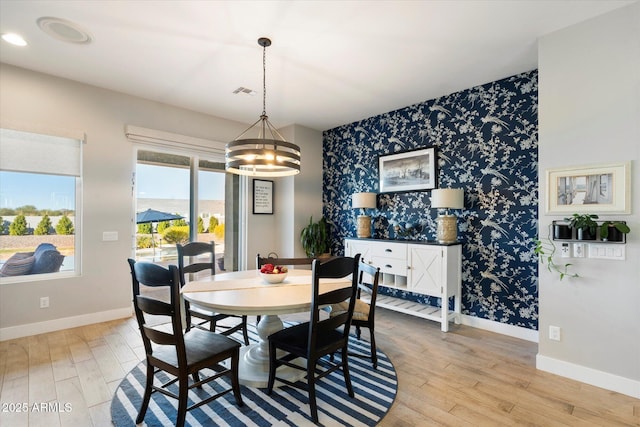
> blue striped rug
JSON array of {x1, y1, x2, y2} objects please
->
[{"x1": 111, "y1": 324, "x2": 397, "y2": 426}]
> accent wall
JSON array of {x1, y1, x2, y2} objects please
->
[{"x1": 323, "y1": 70, "x2": 539, "y2": 330}]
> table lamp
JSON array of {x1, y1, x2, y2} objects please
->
[
  {"x1": 352, "y1": 192, "x2": 377, "y2": 238},
  {"x1": 430, "y1": 188, "x2": 464, "y2": 244}
]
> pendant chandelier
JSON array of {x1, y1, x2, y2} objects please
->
[{"x1": 225, "y1": 37, "x2": 301, "y2": 177}]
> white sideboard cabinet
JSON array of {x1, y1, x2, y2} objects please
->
[{"x1": 345, "y1": 238, "x2": 462, "y2": 332}]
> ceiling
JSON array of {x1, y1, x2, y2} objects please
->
[{"x1": 0, "y1": 1, "x2": 634, "y2": 131}]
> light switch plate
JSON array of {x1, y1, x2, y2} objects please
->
[
  {"x1": 588, "y1": 244, "x2": 626, "y2": 260},
  {"x1": 102, "y1": 231, "x2": 118, "y2": 241}
]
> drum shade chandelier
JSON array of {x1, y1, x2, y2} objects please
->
[{"x1": 225, "y1": 37, "x2": 301, "y2": 177}]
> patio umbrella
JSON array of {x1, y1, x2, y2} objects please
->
[{"x1": 136, "y1": 209, "x2": 183, "y2": 259}]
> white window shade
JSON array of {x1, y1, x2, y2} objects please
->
[
  {"x1": 0, "y1": 128, "x2": 82, "y2": 176},
  {"x1": 125, "y1": 125, "x2": 225, "y2": 162}
]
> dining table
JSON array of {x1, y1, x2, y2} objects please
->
[{"x1": 181, "y1": 268, "x2": 351, "y2": 388}]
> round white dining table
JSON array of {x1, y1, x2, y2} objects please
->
[{"x1": 181, "y1": 269, "x2": 350, "y2": 387}]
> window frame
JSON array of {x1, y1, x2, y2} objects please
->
[{"x1": 0, "y1": 127, "x2": 83, "y2": 283}]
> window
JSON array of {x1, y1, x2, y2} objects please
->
[{"x1": 0, "y1": 128, "x2": 82, "y2": 280}]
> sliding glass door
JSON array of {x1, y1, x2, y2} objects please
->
[{"x1": 134, "y1": 150, "x2": 237, "y2": 271}]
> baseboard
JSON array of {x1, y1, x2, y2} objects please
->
[
  {"x1": 461, "y1": 314, "x2": 539, "y2": 342},
  {"x1": 537, "y1": 354, "x2": 640, "y2": 399},
  {"x1": 0, "y1": 307, "x2": 132, "y2": 341}
]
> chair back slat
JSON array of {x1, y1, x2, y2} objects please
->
[
  {"x1": 181, "y1": 262, "x2": 213, "y2": 275},
  {"x1": 142, "y1": 325, "x2": 177, "y2": 346},
  {"x1": 136, "y1": 295, "x2": 173, "y2": 316}
]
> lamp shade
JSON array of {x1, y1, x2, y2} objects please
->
[
  {"x1": 431, "y1": 188, "x2": 464, "y2": 209},
  {"x1": 352, "y1": 192, "x2": 377, "y2": 209}
]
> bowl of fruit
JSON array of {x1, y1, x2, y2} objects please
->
[{"x1": 259, "y1": 264, "x2": 288, "y2": 284}]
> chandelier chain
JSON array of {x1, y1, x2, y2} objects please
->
[{"x1": 262, "y1": 42, "x2": 267, "y2": 117}]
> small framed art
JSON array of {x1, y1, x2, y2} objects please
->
[
  {"x1": 253, "y1": 179, "x2": 273, "y2": 214},
  {"x1": 379, "y1": 146, "x2": 437, "y2": 193}
]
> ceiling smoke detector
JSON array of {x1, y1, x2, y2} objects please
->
[{"x1": 37, "y1": 17, "x2": 92, "y2": 44}]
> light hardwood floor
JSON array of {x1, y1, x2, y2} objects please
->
[{"x1": 1, "y1": 309, "x2": 638, "y2": 426}]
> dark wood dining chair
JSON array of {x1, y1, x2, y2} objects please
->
[
  {"x1": 256, "y1": 253, "x2": 315, "y2": 269},
  {"x1": 177, "y1": 241, "x2": 250, "y2": 345},
  {"x1": 127, "y1": 259, "x2": 243, "y2": 427},
  {"x1": 330, "y1": 261, "x2": 381, "y2": 368},
  {"x1": 256, "y1": 254, "x2": 315, "y2": 324},
  {"x1": 266, "y1": 254, "x2": 361, "y2": 423}
]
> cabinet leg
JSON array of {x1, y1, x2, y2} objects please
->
[{"x1": 441, "y1": 303, "x2": 448, "y2": 332}]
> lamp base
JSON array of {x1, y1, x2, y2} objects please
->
[
  {"x1": 436, "y1": 214, "x2": 458, "y2": 244},
  {"x1": 356, "y1": 215, "x2": 372, "y2": 238}
]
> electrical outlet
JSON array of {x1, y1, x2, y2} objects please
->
[
  {"x1": 549, "y1": 325, "x2": 561, "y2": 341},
  {"x1": 560, "y1": 243, "x2": 571, "y2": 258},
  {"x1": 40, "y1": 296, "x2": 50, "y2": 309},
  {"x1": 573, "y1": 243, "x2": 585, "y2": 258}
]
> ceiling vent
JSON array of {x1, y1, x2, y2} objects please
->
[{"x1": 233, "y1": 87, "x2": 256, "y2": 96}]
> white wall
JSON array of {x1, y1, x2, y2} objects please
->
[
  {"x1": 537, "y1": 3, "x2": 640, "y2": 397},
  {"x1": 0, "y1": 64, "x2": 322, "y2": 339}
]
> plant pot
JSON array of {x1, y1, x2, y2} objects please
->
[
  {"x1": 216, "y1": 256, "x2": 225, "y2": 271},
  {"x1": 601, "y1": 226, "x2": 624, "y2": 242},
  {"x1": 553, "y1": 224, "x2": 572, "y2": 240},
  {"x1": 576, "y1": 228, "x2": 596, "y2": 241}
]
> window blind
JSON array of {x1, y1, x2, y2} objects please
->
[
  {"x1": 0, "y1": 128, "x2": 82, "y2": 176},
  {"x1": 125, "y1": 125, "x2": 226, "y2": 162}
]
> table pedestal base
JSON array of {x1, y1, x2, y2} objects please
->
[{"x1": 237, "y1": 314, "x2": 305, "y2": 388}]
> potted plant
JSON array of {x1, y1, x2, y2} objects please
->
[
  {"x1": 534, "y1": 236, "x2": 578, "y2": 280},
  {"x1": 300, "y1": 216, "x2": 331, "y2": 258},
  {"x1": 600, "y1": 220, "x2": 630, "y2": 242},
  {"x1": 565, "y1": 213, "x2": 599, "y2": 240}
]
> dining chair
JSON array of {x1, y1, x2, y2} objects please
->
[
  {"x1": 127, "y1": 259, "x2": 243, "y2": 427},
  {"x1": 256, "y1": 254, "x2": 315, "y2": 324},
  {"x1": 266, "y1": 254, "x2": 361, "y2": 423},
  {"x1": 256, "y1": 253, "x2": 315, "y2": 269},
  {"x1": 177, "y1": 241, "x2": 250, "y2": 345},
  {"x1": 330, "y1": 261, "x2": 381, "y2": 368}
]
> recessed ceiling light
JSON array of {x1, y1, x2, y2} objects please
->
[
  {"x1": 2, "y1": 33, "x2": 27, "y2": 46},
  {"x1": 37, "y1": 16, "x2": 92, "y2": 44}
]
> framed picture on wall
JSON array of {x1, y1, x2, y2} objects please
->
[
  {"x1": 253, "y1": 179, "x2": 273, "y2": 214},
  {"x1": 546, "y1": 162, "x2": 630, "y2": 214},
  {"x1": 378, "y1": 146, "x2": 438, "y2": 193}
]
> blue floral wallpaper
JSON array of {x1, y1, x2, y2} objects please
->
[{"x1": 323, "y1": 70, "x2": 539, "y2": 330}]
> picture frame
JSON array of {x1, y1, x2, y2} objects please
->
[
  {"x1": 253, "y1": 179, "x2": 273, "y2": 214},
  {"x1": 378, "y1": 146, "x2": 437, "y2": 193},
  {"x1": 546, "y1": 162, "x2": 631, "y2": 214}
]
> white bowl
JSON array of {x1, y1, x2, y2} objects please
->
[{"x1": 260, "y1": 271, "x2": 288, "y2": 284}]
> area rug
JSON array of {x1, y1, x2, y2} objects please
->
[{"x1": 111, "y1": 324, "x2": 397, "y2": 426}]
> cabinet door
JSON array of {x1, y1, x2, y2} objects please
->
[
  {"x1": 408, "y1": 245, "x2": 443, "y2": 296},
  {"x1": 344, "y1": 239, "x2": 371, "y2": 263}
]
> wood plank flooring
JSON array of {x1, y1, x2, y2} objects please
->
[{"x1": 1, "y1": 309, "x2": 638, "y2": 426}]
